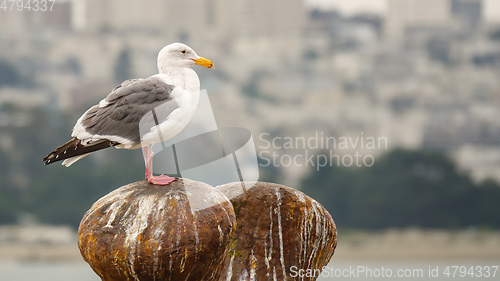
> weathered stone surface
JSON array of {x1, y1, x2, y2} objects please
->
[
  {"x1": 217, "y1": 182, "x2": 337, "y2": 281},
  {"x1": 78, "y1": 178, "x2": 236, "y2": 281}
]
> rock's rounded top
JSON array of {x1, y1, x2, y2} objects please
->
[
  {"x1": 79, "y1": 178, "x2": 235, "y2": 281},
  {"x1": 218, "y1": 180, "x2": 307, "y2": 196},
  {"x1": 217, "y1": 181, "x2": 337, "y2": 281},
  {"x1": 217, "y1": 181, "x2": 331, "y2": 214},
  {"x1": 90, "y1": 178, "x2": 230, "y2": 214}
]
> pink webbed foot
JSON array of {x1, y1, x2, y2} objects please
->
[{"x1": 147, "y1": 174, "x2": 178, "y2": 185}]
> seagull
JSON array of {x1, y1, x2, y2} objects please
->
[{"x1": 43, "y1": 43, "x2": 214, "y2": 185}]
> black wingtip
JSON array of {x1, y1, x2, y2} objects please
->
[
  {"x1": 43, "y1": 138, "x2": 119, "y2": 166},
  {"x1": 43, "y1": 154, "x2": 54, "y2": 165}
]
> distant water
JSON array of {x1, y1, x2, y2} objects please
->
[
  {"x1": 317, "y1": 260, "x2": 500, "y2": 281},
  {"x1": 1, "y1": 259, "x2": 499, "y2": 280},
  {"x1": 0, "y1": 261, "x2": 100, "y2": 281}
]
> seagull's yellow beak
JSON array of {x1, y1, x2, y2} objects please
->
[{"x1": 192, "y1": 56, "x2": 214, "y2": 69}]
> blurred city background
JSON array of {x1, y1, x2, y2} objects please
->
[{"x1": 1, "y1": 0, "x2": 500, "y2": 280}]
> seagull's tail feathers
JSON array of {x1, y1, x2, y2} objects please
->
[
  {"x1": 43, "y1": 137, "x2": 119, "y2": 166},
  {"x1": 62, "y1": 153, "x2": 91, "y2": 167}
]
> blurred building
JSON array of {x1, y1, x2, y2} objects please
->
[
  {"x1": 385, "y1": 0, "x2": 452, "y2": 43},
  {"x1": 385, "y1": 0, "x2": 484, "y2": 43},
  {"x1": 80, "y1": 0, "x2": 305, "y2": 44},
  {"x1": 0, "y1": 0, "x2": 84, "y2": 38},
  {"x1": 451, "y1": 0, "x2": 483, "y2": 29},
  {"x1": 0, "y1": 0, "x2": 304, "y2": 39}
]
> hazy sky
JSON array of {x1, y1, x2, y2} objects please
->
[{"x1": 305, "y1": 0, "x2": 500, "y2": 22}]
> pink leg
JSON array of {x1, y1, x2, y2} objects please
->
[{"x1": 142, "y1": 145, "x2": 177, "y2": 185}]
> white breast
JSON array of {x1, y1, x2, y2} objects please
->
[{"x1": 139, "y1": 71, "x2": 201, "y2": 147}]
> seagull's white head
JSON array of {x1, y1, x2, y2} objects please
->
[{"x1": 157, "y1": 42, "x2": 214, "y2": 74}]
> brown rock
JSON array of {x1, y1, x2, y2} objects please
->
[
  {"x1": 78, "y1": 178, "x2": 236, "y2": 281},
  {"x1": 217, "y1": 182, "x2": 337, "y2": 281}
]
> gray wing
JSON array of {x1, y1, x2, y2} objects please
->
[{"x1": 76, "y1": 77, "x2": 179, "y2": 146}]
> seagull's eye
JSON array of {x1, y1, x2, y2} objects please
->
[{"x1": 181, "y1": 50, "x2": 186, "y2": 54}]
